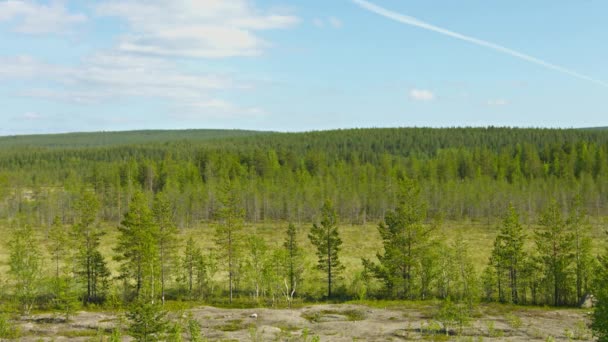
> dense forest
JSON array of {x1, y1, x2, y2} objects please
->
[
  {"x1": 1, "y1": 127, "x2": 608, "y2": 226},
  {"x1": 1, "y1": 127, "x2": 608, "y2": 340}
]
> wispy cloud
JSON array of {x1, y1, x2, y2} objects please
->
[
  {"x1": 353, "y1": 0, "x2": 608, "y2": 88},
  {"x1": 96, "y1": 0, "x2": 299, "y2": 58},
  {"x1": 487, "y1": 99, "x2": 509, "y2": 107},
  {"x1": 409, "y1": 89, "x2": 434, "y2": 101},
  {"x1": 0, "y1": 1, "x2": 86, "y2": 34}
]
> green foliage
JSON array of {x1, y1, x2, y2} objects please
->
[
  {"x1": 535, "y1": 201, "x2": 575, "y2": 306},
  {"x1": 116, "y1": 190, "x2": 160, "y2": 301},
  {"x1": 51, "y1": 276, "x2": 80, "y2": 321},
  {"x1": 179, "y1": 236, "x2": 208, "y2": 300},
  {"x1": 488, "y1": 204, "x2": 525, "y2": 304},
  {"x1": 153, "y1": 192, "x2": 179, "y2": 305},
  {"x1": 363, "y1": 178, "x2": 432, "y2": 299},
  {"x1": 435, "y1": 299, "x2": 472, "y2": 336},
  {"x1": 72, "y1": 191, "x2": 109, "y2": 305},
  {"x1": 187, "y1": 314, "x2": 203, "y2": 342},
  {"x1": 566, "y1": 196, "x2": 594, "y2": 303},
  {"x1": 592, "y1": 248, "x2": 608, "y2": 341},
  {"x1": 308, "y1": 199, "x2": 344, "y2": 298},
  {"x1": 215, "y1": 182, "x2": 245, "y2": 303},
  {"x1": 284, "y1": 223, "x2": 303, "y2": 298},
  {"x1": 0, "y1": 314, "x2": 20, "y2": 339},
  {"x1": 127, "y1": 300, "x2": 168, "y2": 341},
  {"x1": 7, "y1": 220, "x2": 41, "y2": 315}
]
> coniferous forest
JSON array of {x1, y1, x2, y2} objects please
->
[{"x1": 1, "y1": 127, "x2": 608, "y2": 340}]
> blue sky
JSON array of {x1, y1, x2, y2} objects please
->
[{"x1": 1, "y1": 0, "x2": 607, "y2": 135}]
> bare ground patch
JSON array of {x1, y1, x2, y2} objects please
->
[{"x1": 8, "y1": 303, "x2": 594, "y2": 341}]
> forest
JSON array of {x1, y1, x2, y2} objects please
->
[{"x1": 1, "y1": 127, "x2": 608, "y2": 341}]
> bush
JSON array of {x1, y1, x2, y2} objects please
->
[{"x1": 0, "y1": 314, "x2": 20, "y2": 339}]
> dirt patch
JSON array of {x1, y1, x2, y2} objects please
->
[{"x1": 8, "y1": 303, "x2": 594, "y2": 341}]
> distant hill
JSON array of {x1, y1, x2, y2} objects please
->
[
  {"x1": 0, "y1": 129, "x2": 270, "y2": 149},
  {"x1": 580, "y1": 126, "x2": 608, "y2": 131}
]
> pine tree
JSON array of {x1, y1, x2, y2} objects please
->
[
  {"x1": 308, "y1": 199, "x2": 344, "y2": 298},
  {"x1": 535, "y1": 200, "x2": 574, "y2": 306},
  {"x1": 152, "y1": 192, "x2": 179, "y2": 305},
  {"x1": 567, "y1": 196, "x2": 594, "y2": 303},
  {"x1": 47, "y1": 216, "x2": 69, "y2": 280},
  {"x1": 72, "y1": 191, "x2": 109, "y2": 304},
  {"x1": 363, "y1": 178, "x2": 431, "y2": 299},
  {"x1": 116, "y1": 190, "x2": 160, "y2": 301},
  {"x1": 215, "y1": 182, "x2": 244, "y2": 303},
  {"x1": 489, "y1": 204, "x2": 525, "y2": 304},
  {"x1": 283, "y1": 223, "x2": 303, "y2": 298}
]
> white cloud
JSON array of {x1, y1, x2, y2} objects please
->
[
  {"x1": 1, "y1": 53, "x2": 237, "y2": 102},
  {"x1": 96, "y1": 0, "x2": 299, "y2": 58},
  {"x1": 312, "y1": 16, "x2": 343, "y2": 29},
  {"x1": 487, "y1": 99, "x2": 509, "y2": 106},
  {"x1": 409, "y1": 89, "x2": 435, "y2": 102},
  {"x1": 0, "y1": 0, "x2": 86, "y2": 34}
]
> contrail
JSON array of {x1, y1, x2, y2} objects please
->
[{"x1": 353, "y1": 0, "x2": 608, "y2": 88}]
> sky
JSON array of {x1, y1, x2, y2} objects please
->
[{"x1": 1, "y1": 0, "x2": 607, "y2": 135}]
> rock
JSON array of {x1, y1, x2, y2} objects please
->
[{"x1": 579, "y1": 293, "x2": 597, "y2": 308}]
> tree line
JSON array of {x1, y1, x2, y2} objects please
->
[{"x1": 1, "y1": 128, "x2": 608, "y2": 228}]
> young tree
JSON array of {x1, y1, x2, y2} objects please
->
[
  {"x1": 535, "y1": 200, "x2": 574, "y2": 306},
  {"x1": 47, "y1": 216, "x2": 69, "y2": 280},
  {"x1": 451, "y1": 234, "x2": 479, "y2": 304},
  {"x1": 308, "y1": 199, "x2": 344, "y2": 298},
  {"x1": 244, "y1": 235, "x2": 269, "y2": 301},
  {"x1": 283, "y1": 223, "x2": 303, "y2": 298},
  {"x1": 152, "y1": 192, "x2": 179, "y2": 305},
  {"x1": 214, "y1": 182, "x2": 244, "y2": 303},
  {"x1": 363, "y1": 178, "x2": 431, "y2": 299},
  {"x1": 72, "y1": 191, "x2": 109, "y2": 304},
  {"x1": 127, "y1": 300, "x2": 168, "y2": 342},
  {"x1": 488, "y1": 204, "x2": 525, "y2": 304},
  {"x1": 7, "y1": 221, "x2": 41, "y2": 315},
  {"x1": 180, "y1": 236, "x2": 207, "y2": 300},
  {"x1": 567, "y1": 196, "x2": 594, "y2": 303},
  {"x1": 116, "y1": 190, "x2": 160, "y2": 301}
]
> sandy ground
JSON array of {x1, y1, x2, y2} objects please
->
[{"x1": 9, "y1": 303, "x2": 594, "y2": 341}]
